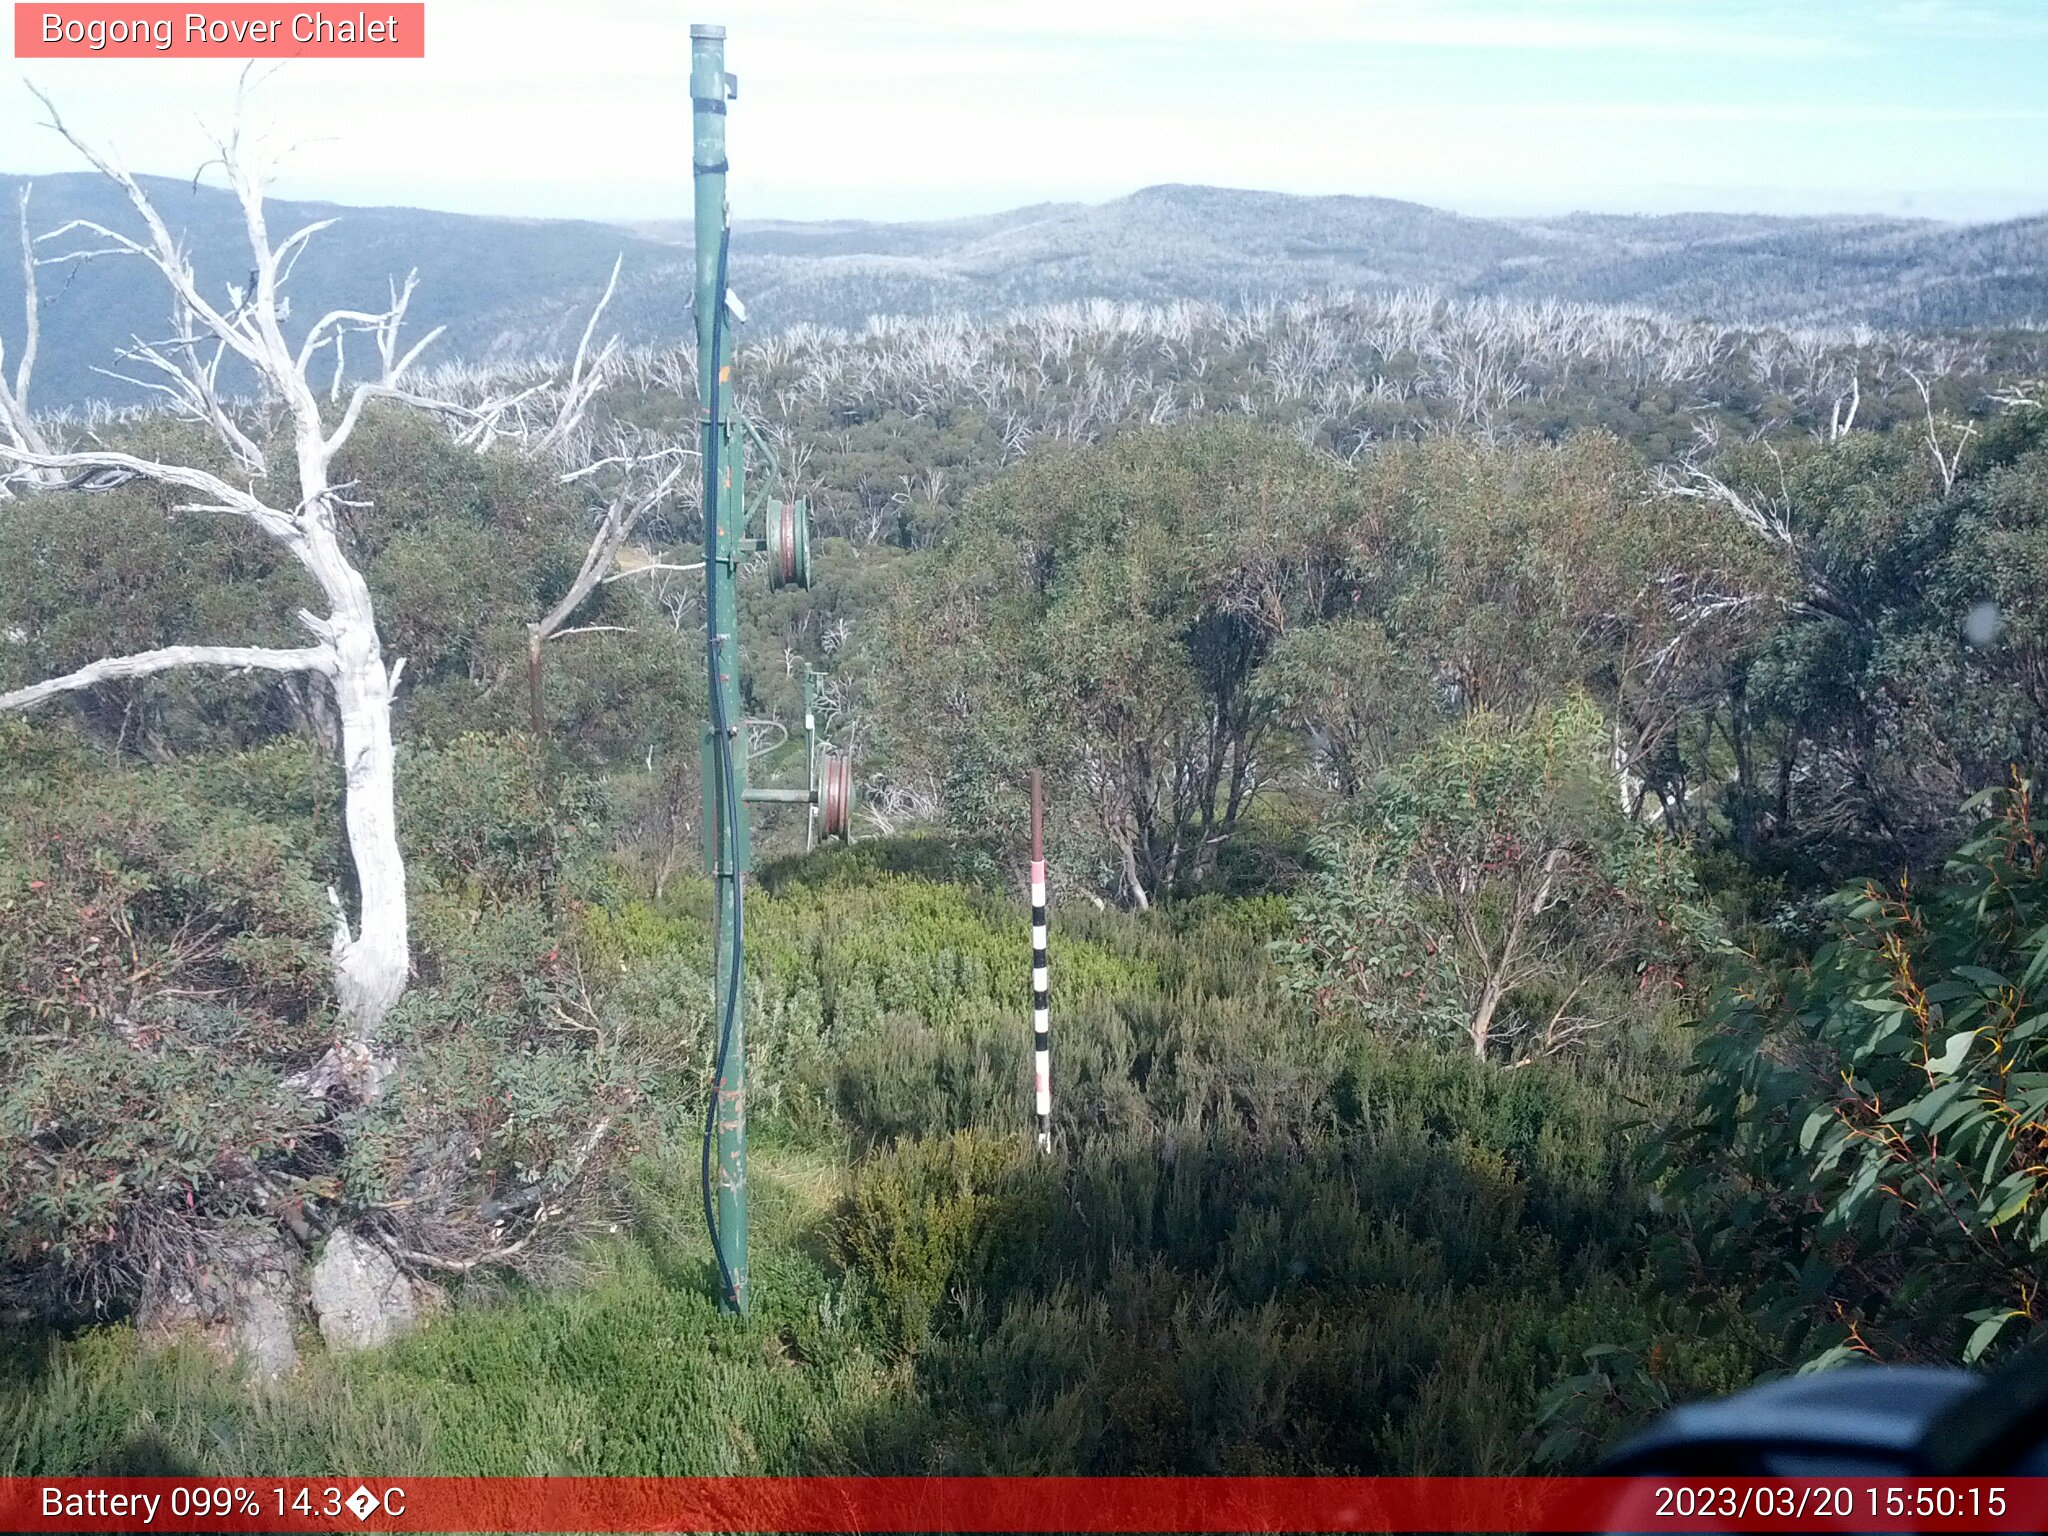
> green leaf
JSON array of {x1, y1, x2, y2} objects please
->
[
  {"x1": 1828, "y1": 1159, "x2": 1882, "y2": 1229},
  {"x1": 1923, "y1": 981, "x2": 1981, "y2": 1004},
  {"x1": 1987, "y1": 1171, "x2": 2033, "y2": 1227},
  {"x1": 1929, "y1": 1091, "x2": 1987, "y2": 1138},
  {"x1": 1927, "y1": 1029, "x2": 1979, "y2": 1080},
  {"x1": 2008, "y1": 1015, "x2": 2048, "y2": 1045},
  {"x1": 1964, "y1": 1311, "x2": 2021, "y2": 1365},
  {"x1": 1983, "y1": 1130, "x2": 2015, "y2": 1188},
  {"x1": 1800, "y1": 1105, "x2": 1836, "y2": 1152},
  {"x1": 1885, "y1": 1079, "x2": 1965, "y2": 1128},
  {"x1": 1955, "y1": 965, "x2": 2012, "y2": 991},
  {"x1": 1947, "y1": 998, "x2": 1988, "y2": 1030},
  {"x1": 2018, "y1": 928, "x2": 2048, "y2": 990},
  {"x1": 1798, "y1": 1343, "x2": 1865, "y2": 1375}
]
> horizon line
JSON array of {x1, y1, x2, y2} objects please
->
[{"x1": 2, "y1": 168, "x2": 2044, "y2": 230}]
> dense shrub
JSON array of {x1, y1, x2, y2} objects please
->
[
  {"x1": 0, "y1": 724, "x2": 334, "y2": 1314},
  {"x1": 0, "y1": 723, "x2": 646, "y2": 1312},
  {"x1": 1277, "y1": 701, "x2": 1713, "y2": 1061},
  {"x1": 823, "y1": 1006, "x2": 1744, "y2": 1473},
  {"x1": 1671, "y1": 779, "x2": 2048, "y2": 1369}
]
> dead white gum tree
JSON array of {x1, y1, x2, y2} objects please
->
[
  {"x1": 0, "y1": 93, "x2": 532, "y2": 1101},
  {"x1": 0, "y1": 185, "x2": 56, "y2": 475},
  {"x1": 525, "y1": 415, "x2": 695, "y2": 737}
]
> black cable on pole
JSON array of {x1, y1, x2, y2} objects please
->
[{"x1": 700, "y1": 223, "x2": 743, "y2": 1313}]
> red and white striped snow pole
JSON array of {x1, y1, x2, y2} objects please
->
[{"x1": 1029, "y1": 769, "x2": 1052, "y2": 1153}]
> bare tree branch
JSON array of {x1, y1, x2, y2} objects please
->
[
  {"x1": 30, "y1": 89, "x2": 269, "y2": 373},
  {"x1": 601, "y1": 559, "x2": 703, "y2": 582},
  {"x1": 0, "y1": 183, "x2": 55, "y2": 476},
  {"x1": 531, "y1": 254, "x2": 623, "y2": 457},
  {"x1": 523, "y1": 443, "x2": 686, "y2": 733},
  {"x1": 0, "y1": 642, "x2": 333, "y2": 711},
  {"x1": 0, "y1": 445, "x2": 298, "y2": 537},
  {"x1": 1906, "y1": 366, "x2": 1976, "y2": 495}
]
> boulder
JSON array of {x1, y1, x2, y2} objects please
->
[
  {"x1": 308, "y1": 1229, "x2": 419, "y2": 1352},
  {"x1": 136, "y1": 1226, "x2": 301, "y2": 1382},
  {"x1": 233, "y1": 1286, "x2": 301, "y2": 1382}
]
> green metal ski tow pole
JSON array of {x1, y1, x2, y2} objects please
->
[{"x1": 692, "y1": 20, "x2": 748, "y2": 1316}]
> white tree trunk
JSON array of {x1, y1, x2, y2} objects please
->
[
  {"x1": 329, "y1": 617, "x2": 408, "y2": 1046},
  {"x1": 1611, "y1": 720, "x2": 1645, "y2": 819},
  {"x1": 292, "y1": 442, "x2": 408, "y2": 1094}
]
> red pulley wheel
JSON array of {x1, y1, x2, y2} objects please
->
[
  {"x1": 820, "y1": 751, "x2": 853, "y2": 842},
  {"x1": 767, "y1": 498, "x2": 812, "y2": 590},
  {"x1": 776, "y1": 501, "x2": 797, "y2": 588}
]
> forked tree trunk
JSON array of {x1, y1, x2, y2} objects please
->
[{"x1": 1469, "y1": 976, "x2": 1506, "y2": 1059}]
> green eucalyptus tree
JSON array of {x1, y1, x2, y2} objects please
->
[
  {"x1": 883, "y1": 422, "x2": 1357, "y2": 906},
  {"x1": 1278, "y1": 699, "x2": 1714, "y2": 1062}
]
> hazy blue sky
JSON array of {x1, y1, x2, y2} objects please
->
[{"x1": 4, "y1": 0, "x2": 2045, "y2": 223}]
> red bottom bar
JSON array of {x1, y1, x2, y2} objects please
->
[{"x1": 6, "y1": 1476, "x2": 2048, "y2": 1532}]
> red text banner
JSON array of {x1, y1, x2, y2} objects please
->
[
  {"x1": 4, "y1": 1476, "x2": 2048, "y2": 1532},
  {"x1": 14, "y1": 5, "x2": 425, "y2": 57}
]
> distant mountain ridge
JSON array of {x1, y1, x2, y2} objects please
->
[{"x1": 3, "y1": 173, "x2": 2043, "y2": 409}]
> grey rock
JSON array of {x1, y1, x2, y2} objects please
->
[
  {"x1": 233, "y1": 1288, "x2": 301, "y2": 1382},
  {"x1": 309, "y1": 1229, "x2": 419, "y2": 1352},
  {"x1": 136, "y1": 1226, "x2": 301, "y2": 1382}
]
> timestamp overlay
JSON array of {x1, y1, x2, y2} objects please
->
[{"x1": 4, "y1": 1477, "x2": 2048, "y2": 1532}]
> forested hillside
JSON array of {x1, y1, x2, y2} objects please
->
[
  {"x1": 6, "y1": 170, "x2": 2045, "y2": 409},
  {"x1": 641, "y1": 188, "x2": 2048, "y2": 338},
  {"x1": 7, "y1": 150, "x2": 2048, "y2": 1480}
]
